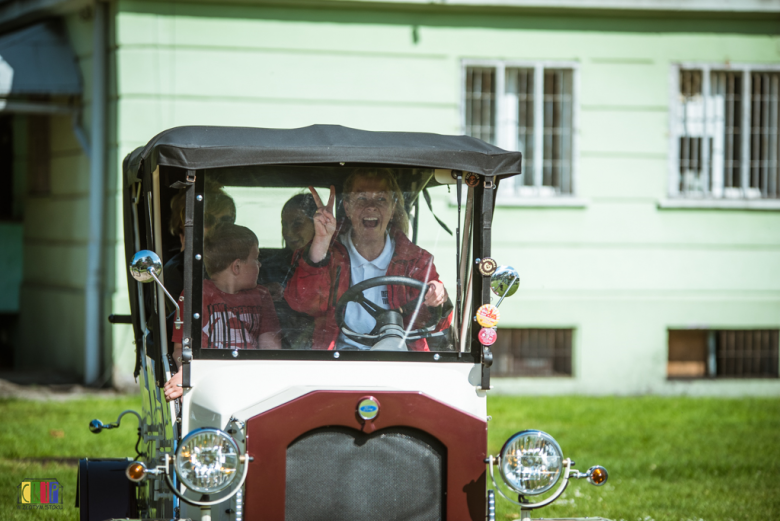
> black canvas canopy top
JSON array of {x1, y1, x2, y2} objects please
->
[{"x1": 124, "y1": 125, "x2": 523, "y2": 184}]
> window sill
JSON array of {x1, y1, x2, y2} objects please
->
[
  {"x1": 494, "y1": 197, "x2": 589, "y2": 208},
  {"x1": 658, "y1": 199, "x2": 780, "y2": 211}
]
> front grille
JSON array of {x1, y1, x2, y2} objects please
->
[{"x1": 285, "y1": 427, "x2": 445, "y2": 521}]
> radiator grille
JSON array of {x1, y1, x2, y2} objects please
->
[{"x1": 285, "y1": 427, "x2": 445, "y2": 521}]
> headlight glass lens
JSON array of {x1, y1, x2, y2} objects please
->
[
  {"x1": 175, "y1": 428, "x2": 240, "y2": 494},
  {"x1": 499, "y1": 430, "x2": 563, "y2": 495}
]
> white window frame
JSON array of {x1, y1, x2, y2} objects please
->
[
  {"x1": 461, "y1": 60, "x2": 584, "y2": 207},
  {"x1": 663, "y1": 62, "x2": 780, "y2": 211}
]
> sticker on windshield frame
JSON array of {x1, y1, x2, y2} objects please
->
[{"x1": 476, "y1": 303, "x2": 500, "y2": 328}]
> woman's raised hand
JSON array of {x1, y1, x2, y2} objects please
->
[{"x1": 308, "y1": 185, "x2": 337, "y2": 263}]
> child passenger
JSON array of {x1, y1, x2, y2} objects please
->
[
  {"x1": 258, "y1": 193, "x2": 317, "y2": 349},
  {"x1": 164, "y1": 223, "x2": 281, "y2": 401}
]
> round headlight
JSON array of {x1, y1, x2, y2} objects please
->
[
  {"x1": 499, "y1": 430, "x2": 563, "y2": 496},
  {"x1": 175, "y1": 428, "x2": 240, "y2": 494}
]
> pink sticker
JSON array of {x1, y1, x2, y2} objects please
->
[{"x1": 479, "y1": 327, "x2": 497, "y2": 346}]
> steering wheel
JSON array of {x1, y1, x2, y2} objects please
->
[{"x1": 335, "y1": 276, "x2": 438, "y2": 351}]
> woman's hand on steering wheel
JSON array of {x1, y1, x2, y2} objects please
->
[
  {"x1": 424, "y1": 281, "x2": 447, "y2": 308},
  {"x1": 308, "y1": 185, "x2": 336, "y2": 263}
]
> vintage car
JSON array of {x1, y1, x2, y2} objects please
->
[{"x1": 79, "y1": 125, "x2": 608, "y2": 521}]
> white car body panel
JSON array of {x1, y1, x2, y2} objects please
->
[{"x1": 181, "y1": 360, "x2": 487, "y2": 433}]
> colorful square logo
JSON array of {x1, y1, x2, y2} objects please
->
[{"x1": 17, "y1": 479, "x2": 63, "y2": 510}]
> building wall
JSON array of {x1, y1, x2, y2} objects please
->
[
  {"x1": 12, "y1": 9, "x2": 130, "y2": 384},
  {"x1": 106, "y1": 1, "x2": 780, "y2": 394}
]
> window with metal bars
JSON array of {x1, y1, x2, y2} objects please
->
[
  {"x1": 671, "y1": 66, "x2": 780, "y2": 200},
  {"x1": 491, "y1": 328, "x2": 573, "y2": 377},
  {"x1": 464, "y1": 63, "x2": 576, "y2": 197},
  {"x1": 667, "y1": 329, "x2": 779, "y2": 379}
]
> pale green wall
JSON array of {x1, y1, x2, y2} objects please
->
[
  {"x1": 13, "y1": 9, "x2": 133, "y2": 385},
  {"x1": 14, "y1": 14, "x2": 92, "y2": 379},
  {"x1": 105, "y1": 1, "x2": 780, "y2": 393}
]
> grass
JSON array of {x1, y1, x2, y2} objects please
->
[
  {"x1": 487, "y1": 396, "x2": 780, "y2": 521},
  {"x1": 0, "y1": 395, "x2": 777, "y2": 520},
  {"x1": 0, "y1": 396, "x2": 142, "y2": 521}
]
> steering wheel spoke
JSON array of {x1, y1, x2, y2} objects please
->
[{"x1": 353, "y1": 293, "x2": 384, "y2": 319}]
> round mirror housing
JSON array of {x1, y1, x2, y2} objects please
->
[
  {"x1": 129, "y1": 250, "x2": 163, "y2": 283},
  {"x1": 490, "y1": 266, "x2": 520, "y2": 298},
  {"x1": 89, "y1": 419, "x2": 104, "y2": 434}
]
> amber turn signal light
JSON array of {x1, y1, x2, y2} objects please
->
[
  {"x1": 587, "y1": 465, "x2": 608, "y2": 486},
  {"x1": 125, "y1": 461, "x2": 147, "y2": 482}
]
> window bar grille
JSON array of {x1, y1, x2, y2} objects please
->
[
  {"x1": 540, "y1": 69, "x2": 573, "y2": 194},
  {"x1": 482, "y1": 69, "x2": 495, "y2": 145},
  {"x1": 542, "y1": 70, "x2": 552, "y2": 189},
  {"x1": 465, "y1": 69, "x2": 475, "y2": 138},
  {"x1": 701, "y1": 70, "x2": 711, "y2": 194},
  {"x1": 711, "y1": 72, "x2": 724, "y2": 196},
  {"x1": 492, "y1": 328, "x2": 573, "y2": 377},
  {"x1": 680, "y1": 70, "x2": 698, "y2": 195},
  {"x1": 680, "y1": 71, "x2": 688, "y2": 194},
  {"x1": 728, "y1": 72, "x2": 742, "y2": 190},
  {"x1": 741, "y1": 72, "x2": 752, "y2": 196},
  {"x1": 495, "y1": 64, "x2": 506, "y2": 150},
  {"x1": 713, "y1": 71, "x2": 745, "y2": 192},
  {"x1": 719, "y1": 72, "x2": 732, "y2": 190},
  {"x1": 521, "y1": 68, "x2": 535, "y2": 188},
  {"x1": 560, "y1": 70, "x2": 573, "y2": 195},
  {"x1": 751, "y1": 72, "x2": 780, "y2": 199},
  {"x1": 765, "y1": 73, "x2": 772, "y2": 197},
  {"x1": 465, "y1": 67, "x2": 496, "y2": 145},
  {"x1": 752, "y1": 73, "x2": 762, "y2": 194},
  {"x1": 716, "y1": 330, "x2": 779, "y2": 378},
  {"x1": 772, "y1": 74, "x2": 780, "y2": 198},
  {"x1": 505, "y1": 68, "x2": 534, "y2": 190},
  {"x1": 552, "y1": 70, "x2": 561, "y2": 191},
  {"x1": 533, "y1": 63, "x2": 544, "y2": 190},
  {"x1": 554, "y1": 328, "x2": 572, "y2": 376},
  {"x1": 759, "y1": 73, "x2": 767, "y2": 196}
]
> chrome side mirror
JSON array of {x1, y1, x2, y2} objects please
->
[
  {"x1": 129, "y1": 250, "x2": 182, "y2": 329},
  {"x1": 89, "y1": 410, "x2": 144, "y2": 435},
  {"x1": 89, "y1": 419, "x2": 105, "y2": 433},
  {"x1": 130, "y1": 250, "x2": 163, "y2": 283},
  {"x1": 490, "y1": 266, "x2": 520, "y2": 307}
]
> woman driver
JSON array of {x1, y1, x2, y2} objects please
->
[{"x1": 284, "y1": 168, "x2": 452, "y2": 351}]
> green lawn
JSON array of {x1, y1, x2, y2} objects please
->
[
  {"x1": 0, "y1": 396, "x2": 142, "y2": 521},
  {"x1": 1, "y1": 395, "x2": 777, "y2": 520},
  {"x1": 488, "y1": 396, "x2": 780, "y2": 521}
]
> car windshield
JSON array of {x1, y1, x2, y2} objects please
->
[{"x1": 185, "y1": 166, "x2": 463, "y2": 353}]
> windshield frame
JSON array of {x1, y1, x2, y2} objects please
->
[{"x1": 172, "y1": 166, "x2": 485, "y2": 364}]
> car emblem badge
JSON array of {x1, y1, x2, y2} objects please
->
[
  {"x1": 476, "y1": 303, "x2": 500, "y2": 328},
  {"x1": 357, "y1": 396, "x2": 380, "y2": 421}
]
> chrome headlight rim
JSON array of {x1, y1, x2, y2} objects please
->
[
  {"x1": 499, "y1": 429, "x2": 564, "y2": 496},
  {"x1": 174, "y1": 427, "x2": 241, "y2": 495}
]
